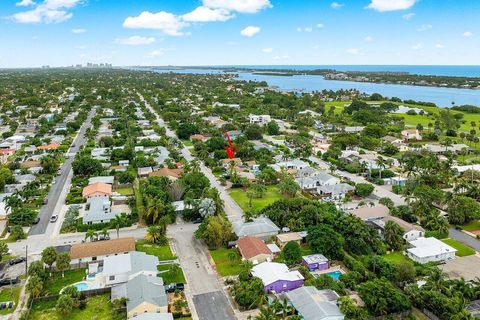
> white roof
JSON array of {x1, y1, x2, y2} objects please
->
[
  {"x1": 266, "y1": 243, "x2": 281, "y2": 254},
  {"x1": 102, "y1": 252, "x2": 158, "y2": 276},
  {"x1": 407, "y1": 237, "x2": 456, "y2": 258},
  {"x1": 251, "y1": 262, "x2": 304, "y2": 286}
]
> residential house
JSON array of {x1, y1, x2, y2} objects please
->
[
  {"x1": 125, "y1": 274, "x2": 169, "y2": 318},
  {"x1": 284, "y1": 286, "x2": 344, "y2": 320},
  {"x1": 102, "y1": 251, "x2": 159, "y2": 286},
  {"x1": 407, "y1": 237, "x2": 456, "y2": 264},
  {"x1": 233, "y1": 217, "x2": 280, "y2": 239},
  {"x1": 37, "y1": 143, "x2": 60, "y2": 152},
  {"x1": 69, "y1": 237, "x2": 136, "y2": 265},
  {"x1": 82, "y1": 182, "x2": 113, "y2": 199},
  {"x1": 423, "y1": 143, "x2": 470, "y2": 154},
  {"x1": 148, "y1": 168, "x2": 183, "y2": 180},
  {"x1": 318, "y1": 183, "x2": 354, "y2": 200},
  {"x1": 236, "y1": 236, "x2": 273, "y2": 264},
  {"x1": 343, "y1": 126, "x2": 364, "y2": 133},
  {"x1": 189, "y1": 134, "x2": 209, "y2": 142},
  {"x1": 301, "y1": 254, "x2": 329, "y2": 271},
  {"x1": 276, "y1": 232, "x2": 302, "y2": 249},
  {"x1": 270, "y1": 159, "x2": 308, "y2": 173},
  {"x1": 83, "y1": 196, "x2": 117, "y2": 225},
  {"x1": 88, "y1": 176, "x2": 115, "y2": 185},
  {"x1": 221, "y1": 158, "x2": 243, "y2": 170},
  {"x1": 251, "y1": 262, "x2": 304, "y2": 293},
  {"x1": 249, "y1": 114, "x2": 271, "y2": 125},
  {"x1": 401, "y1": 129, "x2": 422, "y2": 140},
  {"x1": 138, "y1": 167, "x2": 153, "y2": 178},
  {"x1": 0, "y1": 149, "x2": 15, "y2": 163}
]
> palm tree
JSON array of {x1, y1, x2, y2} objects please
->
[
  {"x1": 376, "y1": 156, "x2": 387, "y2": 180},
  {"x1": 111, "y1": 214, "x2": 127, "y2": 238},
  {"x1": 85, "y1": 229, "x2": 97, "y2": 242},
  {"x1": 100, "y1": 228, "x2": 109, "y2": 239},
  {"x1": 145, "y1": 197, "x2": 165, "y2": 224},
  {"x1": 145, "y1": 226, "x2": 161, "y2": 243}
]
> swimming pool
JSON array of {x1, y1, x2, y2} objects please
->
[
  {"x1": 73, "y1": 282, "x2": 89, "y2": 292},
  {"x1": 326, "y1": 271, "x2": 342, "y2": 281}
]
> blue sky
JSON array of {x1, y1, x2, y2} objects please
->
[{"x1": 0, "y1": 0, "x2": 479, "y2": 67}]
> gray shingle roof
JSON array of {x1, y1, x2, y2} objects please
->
[
  {"x1": 233, "y1": 217, "x2": 280, "y2": 237},
  {"x1": 285, "y1": 286, "x2": 344, "y2": 320},
  {"x1": 126, "y1": 274, "x2": 167, "y2": 312}
]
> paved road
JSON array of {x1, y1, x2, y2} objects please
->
[
  {"x1": 139, "y1": 93, "x2": 244, "y2": 222},
  {"x1": 168, "y1": 222, "x2": 235, "y2": 320},
  {"x1": 449, "y1": 228, "x2": 480, "y2": 252},
  {"x1": 30, "y1": 108, "x2": 96, "y2": 235}
]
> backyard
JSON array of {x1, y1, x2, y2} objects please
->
[
  {"x1": 136, "y1": 240, "x2": 176, "y2": 261},
  {"x1": 229, "y1": 185, "x2": 283, "y2": 212},
  {"x1": 441, "y1": 238, "x2": 476, "y2": 257},
  {"x1": 383, "y1": 252, "x2": 413, "y2": 265},
  {"x1": 28, "y1": 294, "x2": 123, "y2": 320},
  {"x1": 114, "y1": 187, "x2": 134, "y2": 196},
  {"x1": 209, "y1": 248, "x2": 243, "y2": 276},
  {"x1": 43, "y1": 268, "x2": 86, "y2": 295}
]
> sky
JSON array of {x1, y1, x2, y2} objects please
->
[{"x1": 0, "y1": 0, "x2": 479, "y2": 67}]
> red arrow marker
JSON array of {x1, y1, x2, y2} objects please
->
[{"x1": 225, "y1": 131, "x2": 235, "y2": 159}]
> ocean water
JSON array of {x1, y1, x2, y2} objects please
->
[{"x1": 150, "y1": 66, "x2": 480, "y2": 107}]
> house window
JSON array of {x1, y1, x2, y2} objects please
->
[
  {"x1": 109, "y1": 275, "x2": 115, "y2": 281},
  {"x1": 92, "y1": 257, "x2": 97, "y2": 261}
]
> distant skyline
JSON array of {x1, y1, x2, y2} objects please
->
[{"x1": 1, "y1": 0, "x2": 479, "y2": 67}]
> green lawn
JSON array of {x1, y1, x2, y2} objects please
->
[
  {"x1": 209, "y1": 248, "x2": 242, "y2": 276},
  {"x1": 229, "y1": 185, "x2": 283, "y2": 212},
  {"x1": 461, "y1": 220, "x2": 480, "y2": 232},
  {"x1": 182, "y1": 139, "x2": 193, "y2": 147},
  {"x1": 0, "y1": 286, "x2": 22, "y2": 315},
  {"x1": 441, "y1": 238, "x2": 476, "y2": 257},
  {"x1": 383, "y1": 252, "x2": 413, "y2": 265},
  {"x1": 115, "y1": 187, "x2": 134, "y2": 196},
  {"x1": 136, "y1": 240, "x2": 176, "y2": 261},
  {"x1": 29, "y1": 294, "x2": 122, "y2": 320},
  {"x1": 43, "y1": 268, "x2": 86, "y2": 295},
  {"x1": 271, "y1": 135, "x2": 285, "y2": 140},
  {"x1": 157, "y1": 264, "x2": 186, "y2": 284}
]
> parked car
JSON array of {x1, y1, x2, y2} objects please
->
[
  {"x1": 0, "y1": 278, "x2": 20, "y2": 287},
  {"x1": 50, "y1": 215, "x2": 58, "y2": 223},
  {"x1": 164, "y1": 282, "x2": 185, "y2": 293},
  {"x1": 8, "y1": 257, "x2": 25, "y2": 266},
  {"x1": 33, "y1": 217, "x2": 40, "y2": 225},
  {"x1": 98, "y1": 235, "x2": 110, "y2": 241}
]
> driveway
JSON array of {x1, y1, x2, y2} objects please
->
[
  {"x1": 168, "y1": 222, "x2": 235, "y2": 320},
  {"x1": 30, "y1": 108, "x2": 96, "y2": 235}
]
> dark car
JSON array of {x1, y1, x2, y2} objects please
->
[
  {"x1": 164, "y1": 282, "x2": 185, "y2": 293},
  {"x1": 33, "y1": 217, "x2": 40, "y2": 225},
  {"x1": 0, "y1": 278, "x2": 20, "y2": 287},
  {"x1": 98, "y1": 235, "x2": 110, "y2": 241},
  {"x1": 8, "y1": 257, "x2": 25, "y2": 266}
]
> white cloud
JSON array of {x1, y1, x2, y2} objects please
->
[
  {"x1": 182, "y1": 6, "x2": 234, "y2": 22},
  {"x1": 16, "y1": 0, "x2": 35, "y2": 6},
  {"x1": 330, "y1": 2, "x2": 344, "y2": 9},
  {"x1": 12, "y1": 0, "x2": 81, "y2": 24},
  {"x1": 463, "y1": 31, "x2": 473, "y2": 37},
  {"x1": 240, "y1": 26, "x2": 260, "y2": 37},
  {"x1": 435, "y1": 43, "x2": 445, "y2": 49},
  {"x1": 147, "y1": 49, "x2": 166, "y2": 57},
  {"x1": 71, "y1": 28, "x2": 86, "y2": 33},
  {"x1": 364, "y1": 36, "x2": 373, "y2": 42},
  {"x1": 418, "y1": 24, "x2": 432, "y2": 31},
  {"x1": 123, "y1": 11, "x2": 188, "y2": 36},
  {"x1": 346, "y1": 48, "x2": 359, "y2": 55},
  {"x1": 411, "y1": 42, "x2": 423, "y2": 50},
  {"x1": 202, "y1": 0, "x2": 272, "y2": 13},
  {"x1": 402, "y1": 12, "x2": 415, "y2": 20},
  {"x1": 366, "y1": 0, "x2": 417, "y2": 12},
  {"x1": 317, "y1": 23, "x2": 324, "y2": 28},
  {"x1": 114, "y1": 35, "x2": 156, "y2": 45},
  {"x1": 261, "y1": 48, "x2": 273, "y2": 53},
  {"x1": 297, "y1": 27, "x2": 313, "y2": 32},
  {"x1": 273, "y1": 54, "x2": 289, "y2": 60}
]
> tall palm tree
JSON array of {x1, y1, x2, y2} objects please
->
[
  {"x1": 145, "y1": 197, "x2": 165, "y2": 224},
  {"x1": 112, "y1": 214, "x2": 127, "y2": 238}
]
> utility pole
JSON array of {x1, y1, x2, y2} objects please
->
[{"x1": 25, "y1": 245, "x2": 28, "y2": 276}]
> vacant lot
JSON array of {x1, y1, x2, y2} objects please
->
[
  {"x1": 229, "y1": 185, "x2": 283, "y2": 212},
  {"x1": 210, "y1": 248, "x2": 242, "y2": 276},
  {"x1": 136, "y1": 240, "x2": 176, "y2": 261}
]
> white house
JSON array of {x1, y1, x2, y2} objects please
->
[
  {"x1": 407, "y1": 237, "x2": 456, "y2": 264},
  {"x1": 102, "y1": 251, "x2": 159, "y2": 286},
  {"x1": 249, "y1": 114, "x2": 271, "y2": 125},
  {"x1": 401, "y1": 129, "x2": 422, "y2": 141}
]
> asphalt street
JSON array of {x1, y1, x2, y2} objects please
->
[{"x1": 29, "y1": 108, "x2": 96, "y2": 235}]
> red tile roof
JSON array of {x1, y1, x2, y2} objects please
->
[{"x1": 237, "y1": 236, "x2": 272, "y2": 260}]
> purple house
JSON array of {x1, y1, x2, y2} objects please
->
[
  {"x1": 302, "y1": 254, "x2": 329, "y2": 271},
  {"x1": 251, "y1": 262, "x2": 304, "y2": 293}
]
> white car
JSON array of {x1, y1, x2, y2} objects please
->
[{"x1": 50, "y1": 215, "x2": 58, "y2": 223}]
